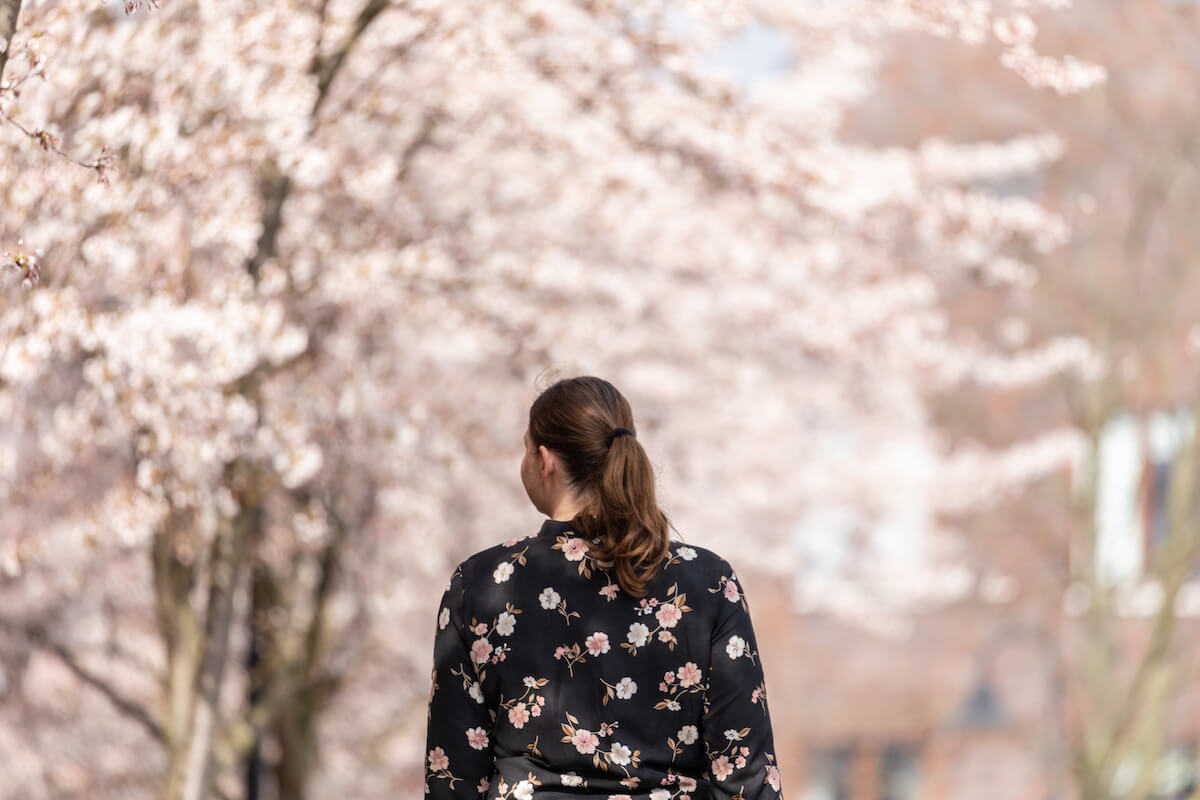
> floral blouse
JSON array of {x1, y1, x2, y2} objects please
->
[{"x1": 424, "y1": 518, "x2": 783, "y2": 800}]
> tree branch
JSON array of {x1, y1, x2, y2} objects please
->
[{"x1": 10, "y1": 621, "x2": 165, "y2": 743}]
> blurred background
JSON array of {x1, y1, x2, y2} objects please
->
[{"x1": 1, "y1": 0, "x2": 1198, "y2": 798}]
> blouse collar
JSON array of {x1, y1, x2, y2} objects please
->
[{"x1": 538, "y1": 517, "x2": 574, "y2": 538}]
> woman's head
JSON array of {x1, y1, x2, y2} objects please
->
[{"x1": 523, "y1": 376, "x2": 670, "y2": 597}]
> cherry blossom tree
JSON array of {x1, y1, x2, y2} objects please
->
[{"x1": 0, "y1": 1, "x2": 1106, "y2": 797}]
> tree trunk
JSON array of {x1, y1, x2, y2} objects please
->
[{"x1": 0, "y1": 0, "x2": 21, "y2": 82}]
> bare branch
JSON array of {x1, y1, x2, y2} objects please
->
[{"x1": 7, "y1": 621, "x2": 165, "y2": 743}]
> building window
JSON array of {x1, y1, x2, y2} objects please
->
[
  {"x1": 880, "y1": 744, "x2": 922, "y2": 800},
  {"x1": 1094, "y1": 410, "x2": 1195, "y2": 584},
  {"x1": 803, "y1": 746, "x2": 852, "y2": 800}
]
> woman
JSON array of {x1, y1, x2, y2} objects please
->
[{"x1": 424, "y1": 376, "x2": 783, "y2": 799}]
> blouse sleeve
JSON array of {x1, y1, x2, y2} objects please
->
[
  {"x1": 700, "y1": 560, "x2": 784, "y2": 799},
  {"x1": 424, "y1": 565, "x2": 495, "y2": 799}
]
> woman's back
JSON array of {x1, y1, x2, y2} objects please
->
[{"x1": 424, "y1": 518, "x2": 783, "y2": 799}]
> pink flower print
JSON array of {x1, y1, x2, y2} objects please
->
[
  {"x1": 563, "y1": 537, "x2": 589, "y2": 561},
  {"x1": 735, "y1": 756, "x2": 747, "y2": 768},
  {"x1": 712, "y1": 755, "x2": 734, "y2": 781},
  {"x1": 571, "y1": 728, "x2": 599, "y2": 754},
  {"x1": 740, "y1": 747, "x2": 750, "y2": 756},
  {"x1": 608, "y1": 796, "x2": 632, "y2": 800},
  {"x1": 474, "y1": 623, "x2": 488, "y2": 635},
  {"x1": 724, "y1": 579, "x2": 741, "y2": 603},
  {"x1": 586, "y1": 631, "x2": 611, "y2": 656},
  {"x1": 677, "y1": 662, "x2": 702, "y2": 687},
  {"x1": 554, "y1": 646, "x2": 567, "y2": 659},
  {"x1": 657, "y1": 630, "x2": 673, "y2": 642},
  {"x1": 466, "y1": 726, "x2": 489, "y2": 750},
  {"x1": 478, "y1": 778, "x2": 490, "y2": 794},
  {"x1": 767, "y1": 765, "x2": 781, "y2": 790},
  {"x1": 648, "y1": 598, "x2": 659, "y2": 606},
  {"x1": 751, "y1": 687, "x2": 761, "y2": 704},
  {"x1": 530, "y1": 703, "x2": 541, "y2": 717},
  {"x1": 655, "y1": 603, "x2": 683, "y2": 628},
  {"x1": 470, "y1": 638, "x2": 493, "y2": 664},
  {"x1": 679, "y1": 776, "x2": 698, "y2": 791},
  {"x1": 428, "y1": 747, "x2": 449, "y2": 772},
  {"x1": 663, "y1": 671, "x2": 675, "y2": 684},
  {"x1": 599, "y1": 584, "x2": 619, "y2": 599},
  {"x1": 508, "y1": 702, "x2": 530, "y2": 729}
]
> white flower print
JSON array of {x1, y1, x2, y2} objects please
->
[
  {"x1": 726, "y1": 635, "x2": 746, "y2": 659},
  {"x1": 585, "y1": 631, "x2": 611, "y2": 656},
  {"x1": 466, "y1": 726, "x2": 489, "y2": 750},
  {"x1": 426, "y1": 537, "x2": 781, "y2": 798}
]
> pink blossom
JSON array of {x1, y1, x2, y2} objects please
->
[
  {"x1": 554, "y1": 646, "x2": 567, "y2": 659},
  {"x1": 663, "y1": 671, "x2": 675, "y2": 684},
  {"x1": 562, "y1": 537, "x2": 589, "y2": 561},
  {"x1": 679, "y1": 777, "x2": 698, "y2": 791},
  {"x1": 466, "y1": 727, "x2": 489, "y2": 750},
  {"x1": 767, "y1": 765, "x2": 781, "y2": 791},
  {"x1": 677, "y1": 662, "x2": 702, "y2": 687},
  {"x1": 711, "y1": 755, "x2": 734, "y2": 781},
  {"x1": 585, "y1": 631, "x2": 611, "y2": 656},
  {"x1": 428, "y1": 747, "x2": 449, "y2": 772},
  {"x1": 658, "y1": 630, "x2": 674, "y2": 642},
  {"x1": 470, "y1": 638, "x2": 493, "y2": 664},
  {"x1": 655, "y1": 603, "x2": 683, "y2": 628},
  {"x1": 723, "y1": 580, "x2": 740, "y2": 603},
  {"x1": 571, "y1": 729, "x2": 599, "y2": 754},
  {"x1": 599, "y1": 584, "x2": 619, "y2": 599},
  {"x1": 508, "y1": 702, "x2": 530, "y2": 729}
]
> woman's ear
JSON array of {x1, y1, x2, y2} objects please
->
[{"x1": 537, "y1": 444, "x2": 555, "y2": 479}]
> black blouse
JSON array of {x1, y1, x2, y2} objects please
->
[{"x1": 424, "y1": 518, "x2": 784, "y2": 800}]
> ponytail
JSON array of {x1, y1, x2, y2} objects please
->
[{"x1": 528, "y1": 377, "x2": 670, "y2": 598}]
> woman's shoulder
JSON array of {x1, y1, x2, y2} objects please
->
[{"x1": 665, "y1": 539, "x2": 736, "y2": 573}]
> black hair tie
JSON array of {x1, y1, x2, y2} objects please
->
[{"x1": 605, "y1": 427, "x2": 635, "y2": 448}]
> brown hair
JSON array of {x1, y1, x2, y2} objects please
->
[{"x1": 528, "y1": 376, "x2": 670, "y2": 598}]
